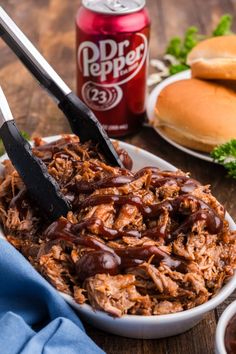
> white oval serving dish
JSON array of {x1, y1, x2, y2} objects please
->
[{"x1": 0, "y1": 136, "x2": 236, "y2": 339}]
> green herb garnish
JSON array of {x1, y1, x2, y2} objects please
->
[
  {"x1": 166, "y1": 27, "x2": 201, "y2": 65},
  {"x1": 166, "y1": 37, "x2": 182, "y2": 59},
  {"x1": 212, "y1": 14, "x2": 233, "y2": 36},
  {"x1": 181, "y1": 27, "x2": 202, "y2": 60},
  {"x1": 169, "y1": 64, "x2": 190, "y2": 75},
  {"x1": 165, "y1": 14, "x2": 234, "y2": 76},
  {"x1": 211, "y1": 140, "x2": 236, "y2": 178}
]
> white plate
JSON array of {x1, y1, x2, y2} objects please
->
[
  {"x1": 0, "y1": 136, "x2": 236, "y2": 339},
  {"x1": 147, "y1": 70, "x2": 213, "y2": 163}
]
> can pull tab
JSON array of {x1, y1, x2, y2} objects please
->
[
  {"x1": 82, "y1": 0, "x2": 145, "y2": 15},
  {"x1": 106, "y1": 0, "x2": 128, "y2": 12}
]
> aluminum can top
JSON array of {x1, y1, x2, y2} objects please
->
[{"x1": 82, "y1": 0, "x2": 146, "y2": 15}]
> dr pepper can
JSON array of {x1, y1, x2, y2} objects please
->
[{"x1": 76, "y1": 0, "x2": 150, "y2": 137}]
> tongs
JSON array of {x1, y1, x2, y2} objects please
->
[
  {"x1": 0, "y1": 86, "x2": 70, "y2": 218},
  {"x1": 0, "y1": 7, "x2": 123, "y2": 219},
  {"x1": 0, "y1": 7, "x2": 122, "y2": 167}
]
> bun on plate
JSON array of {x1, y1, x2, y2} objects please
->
[
  {"x1": 154, "y1": 78, "x2": 236, "y2": 152},
  {"x1": 187, "y1": 35, "x2": 236, "y2": 80}
]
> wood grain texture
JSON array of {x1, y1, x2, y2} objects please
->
[{"x1": 0, "y1": 0, "x2": 236, "y2": 353}]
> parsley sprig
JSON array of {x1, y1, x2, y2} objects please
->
[
  {"x1": 211, "y1": 140, "x2": 236, "y2": 178},
  {"x1": 165, "y1": 14, "x2": 233, "y2": 75}
]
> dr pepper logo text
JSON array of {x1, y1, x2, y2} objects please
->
[{"x1": 78, "y1": 33, "x2": 148, "y2": 111}]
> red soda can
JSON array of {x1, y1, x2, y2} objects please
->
[{"x1": 76, "y1": 0, "x2": 150, "y2": 137}]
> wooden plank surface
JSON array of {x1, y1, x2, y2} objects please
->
[{"x1": 0, "y1": 0, "x2": 236, "y2": 353}]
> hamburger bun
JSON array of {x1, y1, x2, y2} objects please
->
[
  {"x1": 187, "y1": 35, "x2": 236, "y2": 80},
  {"x1": 154, "y1": 78, "x2": 236, "y2": 152}
]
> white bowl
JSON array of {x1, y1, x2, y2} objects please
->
[
  {"x1": 1, "y1": 135, "x2": 236, "y2": 339},
  {"x1": 215, "y1": 300, "x2": 236, "y2": 354}
]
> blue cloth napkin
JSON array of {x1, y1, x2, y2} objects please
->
[{"x1": 0, "y1": 238, "x2": 104, "y2": 354}]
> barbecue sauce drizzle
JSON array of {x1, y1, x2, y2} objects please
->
[
  {"x1": 43, "y1": 167, "x2": 223, "y2": 281},
  {"x1": 44, "y1": 218, "x2": 188, "y2": 281},
  {"x1": 77, "y1": 194, "x2": 222, "y2": 241},
  {"x1": 72, "y1": 168, "x2": 201, "y2": 194}
]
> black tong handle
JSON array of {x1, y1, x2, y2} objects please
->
[
  {"x1": 0, "y1": 85, "x2": 70, "y2": 219},
  {"x1": 58, "y1": 92, "x2": 122, "y2": 156},
  {"x1": 0, "y1": 120, "x2": 70, "y2": 219},
  {"x1": 0, "y1": 7, "x2": 123, "y2": 167}
]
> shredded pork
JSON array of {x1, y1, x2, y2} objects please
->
[{"x1": 0, "y1": 135, "x2": 236, "y2": 317}]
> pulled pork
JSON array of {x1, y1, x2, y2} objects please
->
[{"x1": 0, "y1": 135, "x2": 236, "y2": 317}]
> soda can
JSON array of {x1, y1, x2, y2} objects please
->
[{"x1": 76, "y1": 0, "x2": 151, "y2": 137}]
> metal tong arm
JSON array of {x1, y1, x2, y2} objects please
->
[
  {"x1": 0, "y1": 86, "x2": 14, "y2": 127},
  {"x1": 0, "y1": 86, "x2": 70, "y2": 219},
  {"x1": 0, "y1": 6, "x2": 71, "y2": 103},
  {"x1": 0, "y1": 7, "x2": 123, "y2": 168}
]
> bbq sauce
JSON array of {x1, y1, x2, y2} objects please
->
[
  {"x1": 45, "y1": 216, "x2": 141, "y2": 241},
  {"x1": 77, "y1": 194, "x2": 223, "y2": 238},
  {"x1": 171, "y1": 210, "x2": 222, "y2": 240},
  {"x1": 74, "y1": 217, "x2": 167, "y2": 241},
  {"x1": 76, "y1": 250, "x2": 120, "y2": 281},
  {"x1": 43, "y1": 164, "x2": 223, "y2": 282},
  {"x1": 134, "y1": 167, "x2": 161, "y2": 177},
  {"x1": 117, "y1": 148, "x2": 133, "y2": 170},
  {"x1": 10, "y1": 188, "x2": 27, "y2": 209},
  {"x1": 76, "y1": 244, "x2": 188, "y2": 281},
  {"x1": 34, "y1": 139, "x2": 72, "y2": 161},
  {"x1": 73, "y1": 217, "x2": 141, "y2": 240},
  {"x1": 225, "y1": 313, "x2": 236, "y2": 354},
  {"x1": 115, "y1": 245, "x2": 187, "y2": 273},
  {"x1": 44, "y1": 218, "x2": 188, "y2": 281},
  {"x1": 51, "y1": 216, "x2": 166, "y2": 241},
  {"x1": 49, "y1": 192, "x2": 223, "y2": 247},
  {"x1": 180, "y1": 179, "x2": 201, "y2": 194},
  {"x1": 58, "y1": 238, "x2": 185, "y2": 281},
  {"x1": 72, "y1": 167, "x2": 200, "y2": 194},
  {"x1": 75, "y1": 176, "x2": 134, "y2": 192}
]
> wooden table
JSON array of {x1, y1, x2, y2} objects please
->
[{"x1": 0, "y1": 1, "x2": 236, "y2": 353}]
